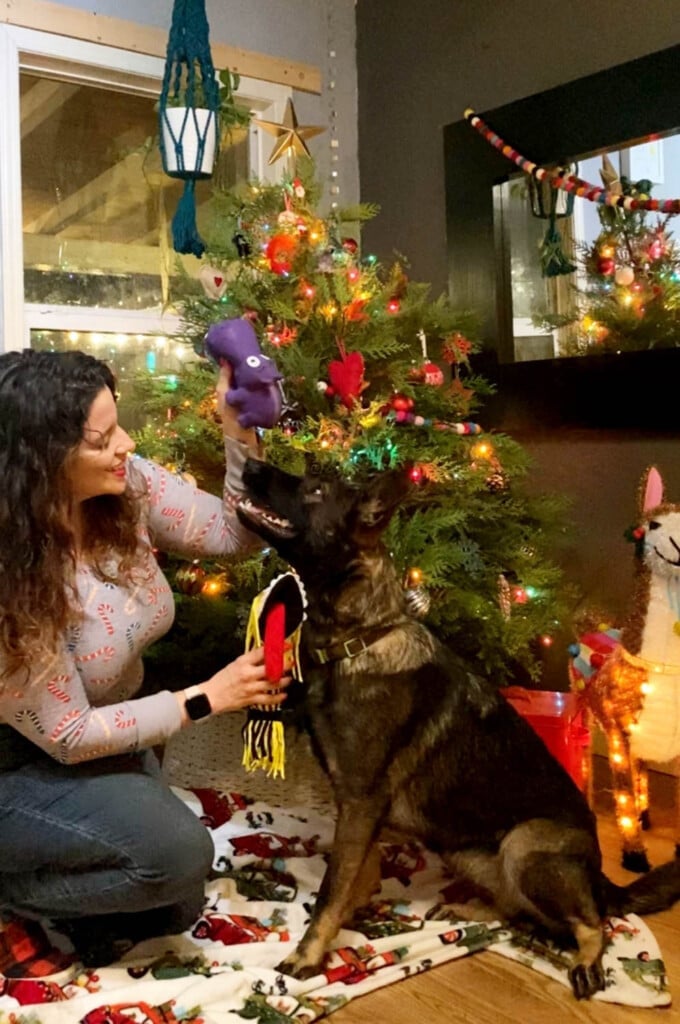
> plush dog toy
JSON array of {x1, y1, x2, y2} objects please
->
[
  {"x1": 204, "y1": 318, "x2": 283, "y2": 429},
  {"x1": 242, "y1": 573, "x2": 306, "y2": 778}
]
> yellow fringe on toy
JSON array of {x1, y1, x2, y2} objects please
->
[
  {"x1": 241, "y1": 712, "x2": 287, "y2": 778},
  {"x1": 241, "y1": 573, "x2": 305, "y2": 779}
]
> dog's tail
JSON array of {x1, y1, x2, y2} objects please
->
[{"x1": 604, "y1": 860, "x2": 680, "y2": 917}]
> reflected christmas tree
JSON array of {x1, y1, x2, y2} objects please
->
[{"x1": 535, "y1": 156, "x2": 680, "y2": 355}]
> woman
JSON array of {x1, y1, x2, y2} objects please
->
[{"x1": 0, "y1": 348, "x2": 288, "y2": 970}]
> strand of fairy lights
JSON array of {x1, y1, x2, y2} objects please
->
[{"x1": 326, "y1": 1, "x2": 340, "y2": 210}]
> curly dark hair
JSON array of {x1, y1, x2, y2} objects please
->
[{"x1": 0, "y1": 349, "x2": 143, "y2": 673}]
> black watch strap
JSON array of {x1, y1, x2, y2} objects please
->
[{"x1": 184, "y1": 685, "x2": 212, "y2": 722}]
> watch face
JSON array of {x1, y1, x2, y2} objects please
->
[{"x1": 185, "y1": 692, "x2": 212, "y2": 721}]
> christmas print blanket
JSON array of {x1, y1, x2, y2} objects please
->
[{"x1": 0, "y1": 787, "x2": 670, "y2": 1022}]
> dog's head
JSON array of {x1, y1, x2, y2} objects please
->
[{"x1": 237, "y1": 458, "x2": 410, "y2": 579}]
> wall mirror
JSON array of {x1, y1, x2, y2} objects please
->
[{"x1": 444, "y1": 44, "x2": 680, "y2": 370}]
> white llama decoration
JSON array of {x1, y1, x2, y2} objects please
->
[{"x1": 572, "y1": 466, "x2": 680, "y2": 873}]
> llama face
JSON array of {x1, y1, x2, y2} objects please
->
[{"x1": 643, "y1": 508, "x2": 680, "y2": 581}]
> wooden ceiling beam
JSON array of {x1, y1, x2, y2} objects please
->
[
  {"x1": 2, "y1": 0, "x2": 321, "y2": 94},
  {"x1": 20, "y1": 77, "x2": 79, "y2": 138}
]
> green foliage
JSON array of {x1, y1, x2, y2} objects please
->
[{"x1": 134, "y1": 166, "x2": 572, "y2": 684}]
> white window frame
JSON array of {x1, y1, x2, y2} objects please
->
[{"x1": 0, "y1": 24, "x2": 291, "y2": 354}]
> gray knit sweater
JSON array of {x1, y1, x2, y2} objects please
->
[{"x1": 0, "y1": 438, "x2": 257, "y2": 763}]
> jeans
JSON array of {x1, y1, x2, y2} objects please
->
[{"x1": 0, "y1": 742, "x2": 214, "y2": 943}]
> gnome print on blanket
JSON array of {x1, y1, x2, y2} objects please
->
[
  {"x1": 571, "y1": 467, "x2": 680, "y2": 873},
  {"x1": 204, "y1": 317, "x2": 283, "y2": 429}
]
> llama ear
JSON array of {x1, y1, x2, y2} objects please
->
[{"x1": 641, "y1": 466, "x2": 664, "y2": 514}]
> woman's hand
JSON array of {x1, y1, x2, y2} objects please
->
[
  {"x1": 203, "y1": 646, "x2": 290, "y2": 716},
  {"x1": 216, "y1": 363, "x2": 260, "y2": 452}
]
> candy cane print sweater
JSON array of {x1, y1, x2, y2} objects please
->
[{"x1": 0, "y1": 437, "x2": 256, "y2": 763}]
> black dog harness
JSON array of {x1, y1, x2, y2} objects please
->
[{"x1": 309, "y1": 626, "x2": 393, "y2": 665}]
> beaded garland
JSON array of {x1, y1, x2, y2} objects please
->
[
  {"x1": 388, "y1": 410, "x2": 482, "y2": 434},
  {"x1": 465, "y1": 108, "x2": 680, "y2": 216}
]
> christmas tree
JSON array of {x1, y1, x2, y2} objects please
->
[
  {"x1": 535, "y1": 157, "x2": 680, "y2": 355},
  {"x1": 134, "y1": 160, "x2": 571, "y2": 687}
]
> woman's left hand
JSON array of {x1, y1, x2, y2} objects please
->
[{"x1": 216, "y1": 363, "x2": 259, "y2": 451}]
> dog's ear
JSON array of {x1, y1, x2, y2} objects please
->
[{"x1": 354, "y1": 467, "x2": 411, "y2": 534}]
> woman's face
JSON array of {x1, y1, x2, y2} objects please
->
[{"x1": 66, "y1": 387, "x2": 136, "y2": 503}]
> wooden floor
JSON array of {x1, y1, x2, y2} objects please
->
[{"x1": 332, "y1": 765, "x2": 680, "y2": 1023}]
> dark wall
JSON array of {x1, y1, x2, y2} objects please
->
[
  {"x1": 356, "y1": 1, "x2": 680, "y2": 294},
  {"x1": 356, "y1": 4, "x2": 680, "y2": 687}
]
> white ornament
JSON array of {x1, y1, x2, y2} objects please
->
[
  {"x1": 277, "y1": 210, "x2": 298, "y2": 228},
  {"x1": 198, "y1": 265, "x2": 229, "y2": 300},
  {"x1": 405, "y1": 586, "x2": 431, "y2": 618},
  {"x1": 615, "y1": 265, "x2": 635, "y2": 287}
]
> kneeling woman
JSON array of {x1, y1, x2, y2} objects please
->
[{"x1": 0, "y1": 349, "x2": 288, "y2": 967}]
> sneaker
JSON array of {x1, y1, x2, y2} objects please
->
[{"x1": 0, "y1": 916, "x2": 79, "y2": 980}]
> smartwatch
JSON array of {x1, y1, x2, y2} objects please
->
[{"x1": 184, "y1": 685, "x2": 212, "y2": 722}]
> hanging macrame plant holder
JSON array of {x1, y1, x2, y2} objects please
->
[
  {"x1": 158, "y1": 0, "x2": 220, "y2": 257},
  {"x1": 528, "y1": 165, "x2": 578, "y2": 278}
]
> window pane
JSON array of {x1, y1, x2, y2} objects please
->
[
  {"x1": 30, "y1": 329, "x2": 194, "y2": 429},
  {"x1": 21, "y1": 72, "x2": 248, "y2": 310}
]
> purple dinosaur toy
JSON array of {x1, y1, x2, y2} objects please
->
[{"x1": 204, "y1": 318, "x2": 283, "y2": 429}]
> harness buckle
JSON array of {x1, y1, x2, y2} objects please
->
[{"x1": 342, "y1": 636, "x2": 367, "y2": 659}]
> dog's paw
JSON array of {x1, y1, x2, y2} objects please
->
[
  {"x1": 275, "y1": 955, "x2": 322, "y2": 981},
  {"x1": 568, "y1": 960, "x2": 606, "y2": 1000},
  {"x1": 424, "y1": 903, "x2": 452, "y2": 922}
]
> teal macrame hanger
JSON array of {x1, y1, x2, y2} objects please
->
[
  {"x1": 530, "y1": 165, "x2": 577, "y2": 279},
  {"x1": 158, "y1": 0, "x2": 220, "y2": 257},
  {"x1": 539, "y1": 184, "x2": 577, "y2": 279}
]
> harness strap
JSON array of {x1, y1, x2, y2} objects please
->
[{"x1": 309, "y1": 626, "x2": 393, "y2": 665}]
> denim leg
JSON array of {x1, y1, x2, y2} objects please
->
[{"x1": 0, "y1": 750, "x2": 214, "y2": 927}]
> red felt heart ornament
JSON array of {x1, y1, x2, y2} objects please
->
[{"x1": 328, "y1": 351, "x2": 367, "y2": 409}]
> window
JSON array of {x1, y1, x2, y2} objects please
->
[{"x1": 0, "y1": 24, "x2": 291, "y2": 418}]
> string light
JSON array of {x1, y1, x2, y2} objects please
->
[
  {"x1": 326, "y1": 1, "x2": 340, "y2": 210},
  {"x1": 471, "y1": 440, "x2": 494, "y2": 460}
]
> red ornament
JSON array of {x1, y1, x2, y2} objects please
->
[
  {"x1": 328, "y1": 351, "x2": 367, "y2": 409},
  {"x1": 390, "y1": 394, "x2": 414, "y2": 412},
  {"x1": 175, "y1": 562, "x2": 206, "y2": 596},
  {"x1": 648, "y1": 237, "x2": 665, "y2": 260},
  {"x1": 266, "y1": 233, "x2": 297, "y2": 275},
  {"x1": 342, "y1": 237, "x2": 358, "y2": 254},
  {"x1": 345, "y1": 298, "x2": 368, "y2": 322},
  {"x1": 442, "y1": 332, "x2": 473, "y2": 365},
  {"x1": 410, "y1": 361, "x2": 444, "y2": 386},
  {"x1": 597, "y1": 257, "x2": 616, "y2": 276}
]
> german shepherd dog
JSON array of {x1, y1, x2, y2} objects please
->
[{"x1": 237, "y1": 458, "x2": 680, "y2": 999}]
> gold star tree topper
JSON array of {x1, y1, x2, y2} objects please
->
[{"x1": 254, "y1": 98, "x2": 326, "y2": 166}]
